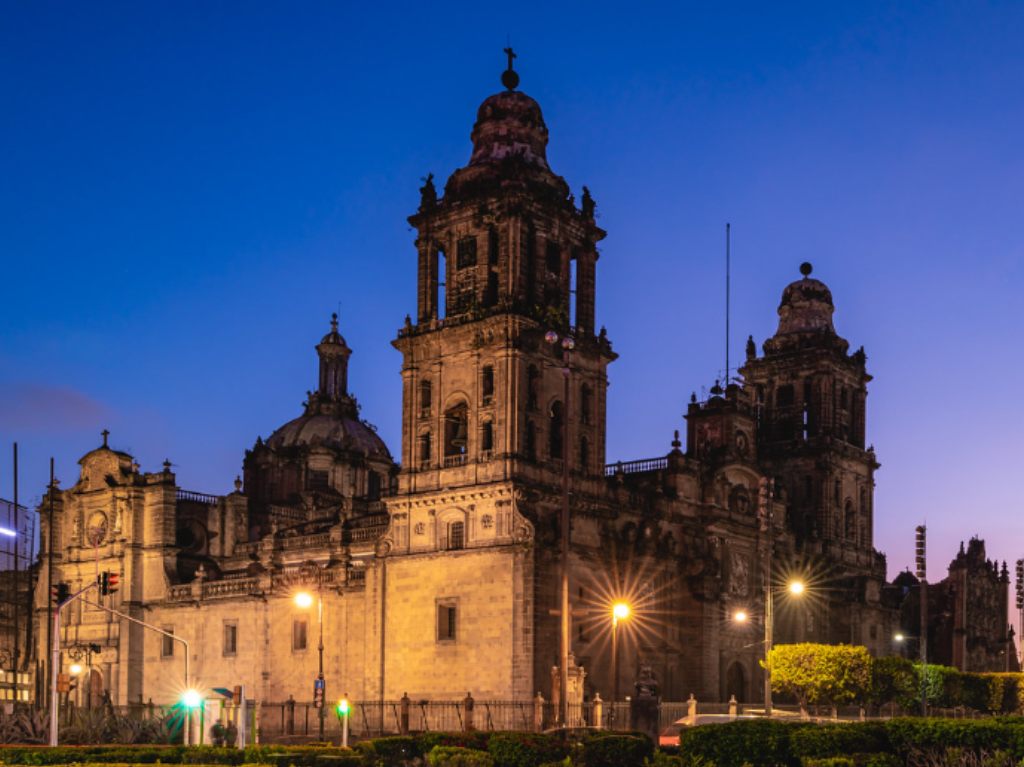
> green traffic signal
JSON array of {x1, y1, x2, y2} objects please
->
[{"x1": 336, "y1": 698, "x2": 350, "y2": 716}]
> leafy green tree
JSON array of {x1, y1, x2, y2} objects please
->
[
  {"x1": 768, "y1": 643, "x2": 872, "y2": 707},
  {"x1": 869, "y1": 656, "x2": 918, "y2": 708}
]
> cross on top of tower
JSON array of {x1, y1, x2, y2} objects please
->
[
  {"x1": 501, "y1": 46, "x2": 519, "y2": 91},
  {"x1": 101, "y1": 429, "x2": 110, "y2": 447}
]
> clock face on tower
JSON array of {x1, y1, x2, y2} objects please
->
[{"x1": 86, "y1": 512, "x2": 108, "y2": 546}]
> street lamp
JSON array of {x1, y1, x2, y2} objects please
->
[
  {"x1": 544, "y1": 329, "x2": 575, "y2": 728},
  {"x1": 295, "y1": 581, "x2": 325, "y2": 739},
  {"x1": 610, "y1": 600, "x2": 631, "y2": 728},
  {"x1": 733, "y1": 610, "x2": 748, "y2": 623},
  {"x1": 762, "y1": 578, "x2": 806, "y2": 716}
]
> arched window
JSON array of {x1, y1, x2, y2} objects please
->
[
  {"x1": 419, "y1": 380, "x2": 432, "y2": 418},
  {"x1": 444, "y1": 402, "x2": 469, "y2": 461},
  {"x1": 549, "y1": 401, "x2": 564, "y2": 460},
  {"x1": 527, "y1": 365, "x2": 540, "y2": 411},
  {"x1": 525, "y1": 420, "x2": 537, "y2": 460},
  {"x1": 844, "y1": 500, "x2": 856, "y2": 541},
  {"x1": 447, "y1": 520, "x2": 465, "y2": 550},
  {"x1": 418, "y1": 432, "x2": 432, "y2": 468},
  {"x1": 481, "y1": 420, "x2": 494, "y2": 455},
  {"x1": 481, "y1": 365, "x2": 494, "y2": 404},
  {"x1": 580, "y1": 383, "x2": 592, "y2": 425}
]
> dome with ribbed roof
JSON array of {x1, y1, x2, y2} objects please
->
[{"x1": 776, "y1": 262, "x2": 835, "y2": 335}]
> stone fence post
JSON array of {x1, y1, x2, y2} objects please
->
[
  {"x1": 533, "y1": 692, "x2": 545, "y2": 732},
  {"x1": 400, "y1": 693, "x2": 410, "y2": 734},
  {"x1": 286, "y1": 695, "x2": 295, "y2": 735},
  {"x1": 687, "y1": 693, "x2": 697, "y2": 726},
  {"x1": 463, "y1": 692, "x2": 474, "y2": 732},
  {"x1": 728, "y1": 695, "x2": 737, "y2": 720},
  {"x1": 592, "y1": 693, "x2": 603, "y2": 729}
]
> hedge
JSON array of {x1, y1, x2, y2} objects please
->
[
  {"x1": 679, "y1": 718, "x2": 1024, "y2": 767},
  {"x1": 486, "y1": 733, "x2": 567, "y2": 767},
  {"x1": 576, "y1": 734, "x2": 653, "y2": 767},
  {"x1": 426, "y1": 745, "x2": 495, "y2": 766}
]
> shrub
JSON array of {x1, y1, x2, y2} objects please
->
[
  {"x1": 790, "y1": 723, "x2": 890, "y2": 758},
  {"x1": 487, "y1": 733, "x2": 567, "y2": 767},
  {"x1": 870, "y1": 657, "x2": 918, "y2": 709},
  {"x1": 883, "y1": 719, "x2": 1021, "y2": 757},
  {"x1": 418, "y1": 732, "x2": 492, "y2": 753},
  {"x1": 353, "y1": 735, "x2": 420, "y2": 766},
  {"x1": 426, "y1": 745, "x2": 495, "y2": 766},
  {"x1": 646, "y1": 752, "x2": 685, "y2": 767},
  {"x1": 769, "y1": 645, "x2": 872, "y2": 707},
  {"x1": 679, "y1": 720, "x2": 811, "y2": 767},
  {"x1": 577, "y1": 734, "x2": 653, "y2": 767}
]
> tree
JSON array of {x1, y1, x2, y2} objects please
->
[
  {"x1": 869, "y1": 656, "x2": 918, "y2": 708},
  {"x1": 768, "y1": 643, "x2": 872, "y2": 707}
]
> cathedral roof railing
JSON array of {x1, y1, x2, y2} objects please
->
[
  {"x1": 604, "y1": 456, "x2": 669, "y2": 477},
  {"x1": 177, "y1": 489, "x2": 221, "y2": 505}
]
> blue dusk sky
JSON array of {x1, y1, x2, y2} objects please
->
[{"x1": 1, "y1": 2, "x2": 1022, "y2": 599}]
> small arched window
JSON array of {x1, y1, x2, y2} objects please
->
[
  {"x1": 444, "y1": 402, "x2": 469, "y2": 458},
  {"x1": 580, "y1": 384, "x2": 592, "y2": 425},
  {"x1": 419, "y1": 380, "x2": 432, "y2": 418},
  {"x1": 418, "y1": 432, "x2": 432, "y2": 468},
  {"x1": 525, "y1": 420, "x2": 537, "y2": 460},
  {"x1": 549, "y1": 401, "x2": 564, "y2": 460},
  {"x1": 844, "y1": 500, "x2": 856, "y2": 541},
  {"x1": 448, "y1": 521, "x2": 465, "y2": 550},
  {"x1": 482, "y1": 365, "x2": 494, "y2": 404},
  {"x1": 527, "y1": 366, "x2": 540, "y2": 411},
  {"x1": 481, "y1": 420, "x2": 494, "y2": 454}
]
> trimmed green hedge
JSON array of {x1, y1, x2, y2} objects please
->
[
  {"x1": 576, "y1": 733, "x2": 653, "y2": 767},
  {"x1": 679, "y1": 718, "x2": 1024, "y2": 767},
  {"x1": 426, "y1": 745, "x2": 495, "y2": 766},
  {"x1": 486, "y1": 733, "x2": 567, "y2": 767}
]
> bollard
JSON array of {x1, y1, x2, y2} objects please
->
[
  {"x1": 286, "y1": 694, "x2": 295, "y2": 735},
  {"x1": 464, "y1": 692, "x2": 475, "y2": 732},
  {"x1": 859, "y1": 707, "x2": 866, "y2": 722},
  {"x1": 400, "y1": 692, "x2": 410, "y2": 735},
  {"x1": 687, "y1": 693, "x2": 697, "y2": 726},
  {"x1": 593, "y1": 693, "x2": 603, "y2": 729},
  {"x1": 831, "y1": 705, "x2": 838, "y2": 721},
  {"x1": 728, "y1": 695, "x2": 737, "y2": 720},
  {"x1": 533, "y1": 692, "x2": 545, "y2": 732}
]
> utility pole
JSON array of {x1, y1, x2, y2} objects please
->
[{"x1": 915, "y1": 525, "x2": 928, "y2": 716}]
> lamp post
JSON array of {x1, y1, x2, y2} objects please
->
[
  {"x1": 544, "y1": 329, "x2": 575, "y2": 728},
  {"x1": 295, "y1": 577, "x2": 325, "y2": 740},
  {"x1": 743, "y1": 579, "x2": 805, "y2": 716},
  {"x1": 610, "y1": 601, "x2": 630, "y2": 728}
]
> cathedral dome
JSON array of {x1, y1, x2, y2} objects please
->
[
  {"x1": 468, "y1": 90, "x2": 550, "y2": 170},
  {"x1": 442, "y1": 56, "x2": 570, "y2": 202},
  {"x1": 266, "y1": 412, "x2": 391, "y2": 460},
  {"x1": 775, "y1": 262, "x2": 835, "y2": 335}
]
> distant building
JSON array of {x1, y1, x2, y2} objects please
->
[
  {"x1": 0, "y1": 497, "x2": 36, "y2": 701},
  {"x1": 29, "y1": 61, "x2": 1016, "y2": 712},
  {"x1": 895, "y1": 538, "x2": 1019, "y2": 673}
]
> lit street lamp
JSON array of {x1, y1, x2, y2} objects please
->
[
  {"x1": 738, "y1": 578, "x2": 806, "y2": 715},
  {"x1": 295, "y1": 581, "x2": 325, "y2": 740},
  {"x1": 610, "y1": 600, "x2": 631, "y2": 728}
]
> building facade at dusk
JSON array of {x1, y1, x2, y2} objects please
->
[{"x1": 32, "y1": 65, "x2": 1014, "y2": 711}]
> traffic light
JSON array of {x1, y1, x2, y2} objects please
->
[
  {"x1": 336, "y1": 697, "x2": 350, "y2": 717},
  {"x1": 51, "y1": 582, "x2": 70, "y2": 606},
  {"x1": 914, "y1": 525, "x2": 927, "y2": 581},
  {"x1": 98, "y1": 571, "x2": 120, "y2": 596}
]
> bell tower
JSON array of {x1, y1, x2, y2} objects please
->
[
  {"x1": 741, "y1": 263, "x2": 879, "y2": 553},
  {"x1": 393, "y1": 58, "x2": 616, "y2": 495}
]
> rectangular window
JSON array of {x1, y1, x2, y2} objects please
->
[
  {"x1": 448, "y1": 521, "x2": 465, "y2": 550},
  {"x1": 223, "y1": 622, "x2": 238, "y2": 656},
  {"x1": 437, "y1": 601, "x2": 457, "y2": 642},
  {"x1": 293, "y1": 619, "x2": 308, "y2": 651},
  {"x1": 481, "y1": 365, "x2": 494, "y2": 403},
  {"x1": 457, "y1": 236, "x2": 477, "y2": 269},
  {"x1": 161, "y1": 627, "x2": 175, "y2": 658}
]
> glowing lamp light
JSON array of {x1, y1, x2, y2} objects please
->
[
  {"x1": 181, "y1": 689, "x2": 203, "y2": 708},
  {"x1": 733, "y1": 610, "x2": 748, "y2": 623},
  {"x1": 895, "y1": 633, "x2": 906, "y2": 642},
  {"x1": 612, "y1": 602, "x2": 631, "y2": 624},
  {"x1": 0, "y1": 526, "x2": 17, "y2": 538},
  {"x1": 788, "y1": 580, "x2": 806, "y2": 596},
  {"x1": 336, "y1": 698, "x2": 350, "y2": 716},
  {"x1": 69, "y1": 663, "x2": 83, "y2": 676},
  {"x1": 294, "y1": 591, "x2": 314, "y2": 609}
]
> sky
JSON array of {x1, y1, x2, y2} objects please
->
[{"x1": 1, "y1": 2, "x2": 1022, "y2": 606}]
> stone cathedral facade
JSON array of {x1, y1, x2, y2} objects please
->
[{"x1": 32, "y1": 65, "x2": 1013, "y2": 712}]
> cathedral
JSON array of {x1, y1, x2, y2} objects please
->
[{"x1": 31, "y1": 59, "x2": 1014, "y2": 715}]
